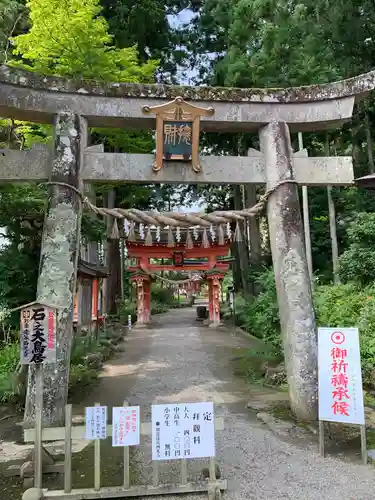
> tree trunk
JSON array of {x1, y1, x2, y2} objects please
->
[
  {"x1": 84, "y1": 184, "x2": 99, "y2": 266},
  {"x1": 107, "y1": 238, "x2": 121, "y2": 314},
  {"x1": 24, "y1": 113, "x2": 84, "y2": 428},
  {"x1": 231, "y1": 241, "x2": 242, "y2": 293},
  {"x1": 104, "y1": 189, "x2": 121, "y2": 314},
  {"x1": 233, "y1": 185, "x2": 252, "y2": 295},
  {"x1": 365, "y1": 110, "x2": 374, "y2": 173},
  {"x1": 245, "y1": 184, "x2": 262, "y2": 294},
  {"x1": 298, "y1": 133, "x2": 313, "y2": 287},
  {"x1": 259, "y1": 121, "x2": 317, "y2": 421},
  {"x1": 325, "y1": 133, "x2": 340, "y2": 285}
]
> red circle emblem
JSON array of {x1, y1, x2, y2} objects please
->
[{"x1": 331, "y1": 331, "x2": 345, "y2": 345}]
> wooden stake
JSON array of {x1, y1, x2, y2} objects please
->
[
  {"x1": 123, "y1": 401, "x2": 130, "y2": 489},
  {"x1": 64, "y1": 404, "x2": 73, "y2": 493},
  {"x1": 209, "y1": 457, "x2": 216, "y2": 482},
  {"x1": 180, "y1": 459, "x2": 188, "y2": 485},
  {"x1": 360, "y1": 424, "x2": 367, "y2": 465},
  {"x1": 319, "y1": 420, "x2": 325, "y2": 457},
  {"x1": 34, "y1": 363, "x2": 43, "y2": 489},
  {"x1": 94, "y1": 402, "x2": 101, "y2": 491},
  {"x1": 152, "y1": 461, "x2": 159, "y2": 487},
  {"x1": 120, "y1": 240, "x2": 125, "y2": 301}
]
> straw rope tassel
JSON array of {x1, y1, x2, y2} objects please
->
[
  {"x1": 185, "y1": 230, "x2": 194, "y2": 249},
  {"x1": 218, "y1": 224, "x2": 225, "y2": 245},
  {"x1": 234, "y1": 222, "x2": 242, "y2": 242},
  {"x1": 111, "y1": 219, "x2": 120, "y2": 240},
  {"x1": 201, "y1": 228, "x2": 210, "y2": 248},
  {"x1": 145, "y1": 226, "x2": 153, "y2": 246},
  {"x1": 128, "y1": 222, "x2": 136, "y2": 241}
]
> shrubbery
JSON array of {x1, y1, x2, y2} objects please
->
[
  {"x1": 315, "y1": 283, "x2": 375, "y2": 386},
  {"x1": 0, "y1": 324, "x2": 127, "y2": 404},
  {"x1": 233, "y1": 266, "x2": 375, "y2": 389},
  {"x1": 0, "y1": 341, "x2": 20, "y2": 402},
  {"x1": 339, "y1": 213, "x2": 375, "y2": 285},
  {"x1": 119, "y1": 283, "x2": 185, "y2": 321},
  {"x1": 233, "y1": 267, "x2": 282, "y2": 351}
]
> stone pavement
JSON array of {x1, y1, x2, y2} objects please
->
[{"x1": 78, "y1": 305, "x2": 375, "y2": 500}]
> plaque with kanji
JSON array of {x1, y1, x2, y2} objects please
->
[
  {"x1": 163, "y1": 121, "x2": 192, "y2": 161},
  {"x1": 20, "y1": 303, "x2": 57, "y2": 365},
  {"x1": 151, "y1": 402, "x2": 215, "y2": 461},
  {"x1": 173, "y1": 251, "x2": 184, "y2": 267},
  {"x1": 142, "y1": 96, "x2": 214, "y2": 173}
]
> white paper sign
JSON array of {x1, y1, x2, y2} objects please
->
[
  {"x1": 85, "y1": 406, "x2": 108, "y2": 440},
  {"x1": 152, "y1": 402, "x2": 215, "y2": 461},
  {"x1": 112, "y1": 406, "x2": 140, "y2": 447},
  {"x1": 229, "y1": 292, "x2": 234, "y2": 309},
  {"x1": 318, "y1": 327, "x2": 365, "y2": 425}
]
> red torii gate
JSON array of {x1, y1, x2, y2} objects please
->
[{"x1": 127, "y1": 233, "x2": 231, "y2": 327}]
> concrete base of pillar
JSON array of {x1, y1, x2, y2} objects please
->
[
  {"x1": 22, "y1": 489, "x2": 44, "y2": 500},
  {"x1": 133, "y1": 322, "x2": 147, "y2": 329},
  {"x1": 208, "y1": 321, "x2": 223, "y2": 328}
]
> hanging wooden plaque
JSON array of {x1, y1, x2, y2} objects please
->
[{"x1": 142, "y1": 96, "x2": 214, "y2": 173}]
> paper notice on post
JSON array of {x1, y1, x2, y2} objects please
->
[
  {"x1": 152, "y1": 402, "x2": 215, "y2": 460},
  {"x1": 112, "y1": 406, "x2": 140, "y2": 447},
  {"x1": 85, "y1": 406, "x2": 107, "y2": 440}
]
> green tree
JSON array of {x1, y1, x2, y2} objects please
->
[
  {"x1": 10, "y1": 0, "x2": 158, "y2": 81},
  {"x1": 99, "y1": 0, "x2": 201, "y2": 82},
  {"x1": 5, "y1": 0, "x2": 162, "y2": 427},
  {"x1": 0, "y1": 0, "x2": 26, "y2": 64},
  {"x1": 339, "y1": 212, "x2": 375, "y2": 285}
]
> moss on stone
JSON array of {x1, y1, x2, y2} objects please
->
[{"x1": 1, "y1": 64, "x2": 374, "y2": 103}]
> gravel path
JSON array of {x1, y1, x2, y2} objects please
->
[{"x1": 85, "y1": 306, "x2": 375, "y2": 500}]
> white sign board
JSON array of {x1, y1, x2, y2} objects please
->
[
  {"x1": 85, "y1": 406, "x2": 108, "y2": 440},
  {"x1": 318, "y1": 327, "x2": 365, "y2": 425},
  {"x1": 20, "y1": 304, "x2": 57, "y2": 364},
  {"x1": 112, "y1": 406, "x2": 140, "y2": 447},
  {"x1": 229, "y1": 292, "x2": 234, "y2": 309},
  {"x1": 152, "y1": 402, "x2": 215, "y2": 461}
]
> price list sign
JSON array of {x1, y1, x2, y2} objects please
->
[
  {"x1": 152, "y1": 402, "x2": 215, "y2": 461},
  {"x1": 85, "y1": 406, "x2": 108, "y2": 440}
]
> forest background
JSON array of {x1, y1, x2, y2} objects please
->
[{"x1": 1, "y1": 0, "x2": 375, "y2": 403}]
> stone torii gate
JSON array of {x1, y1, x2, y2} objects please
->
[{"x1": 0, "y1": 65, "x2": 373, "y2": 425}]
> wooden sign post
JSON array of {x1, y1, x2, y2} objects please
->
[
  {"x1": 142, "y1": 96, "x2": 214, "y2": 173},
  {"x1": 22, "y1": 401, "x2": 226, "y2": 500},
  {"x1": 318, "y1": 327, "x2": 367, "y2": 464},
  {"x1": 20, "y1": 302, "x2": 57, "y2": 487}
]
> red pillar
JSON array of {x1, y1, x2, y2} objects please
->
[
  {"x1": 131, "y1": 276, "x2": 150, "y2": 327},
  {"x1": 136, "y1": 279, "x2": 145, "y2": 326},
  {"x1": 143, "y1": 279, "x2": 151, "y2": 324},
  {"x1": 207, "y1": 279, "x2": 214, "y2": 322},
  {"x1": 211, "y1": 278, "x2": 220, "y2": 326},
  {"x1": 207, "y1": 275, "x2": 224, "y2": 327},
  {"x1": 91, "y1": 278, "x2": 98, "y2": 322}
]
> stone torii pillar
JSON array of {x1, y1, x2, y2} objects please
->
[
  {"x1": 24, "y1": 113, "x2": 85, "y2": 429},
  {"x1": 260, "y1": 121, "x2": 317, "y2": 421}
]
